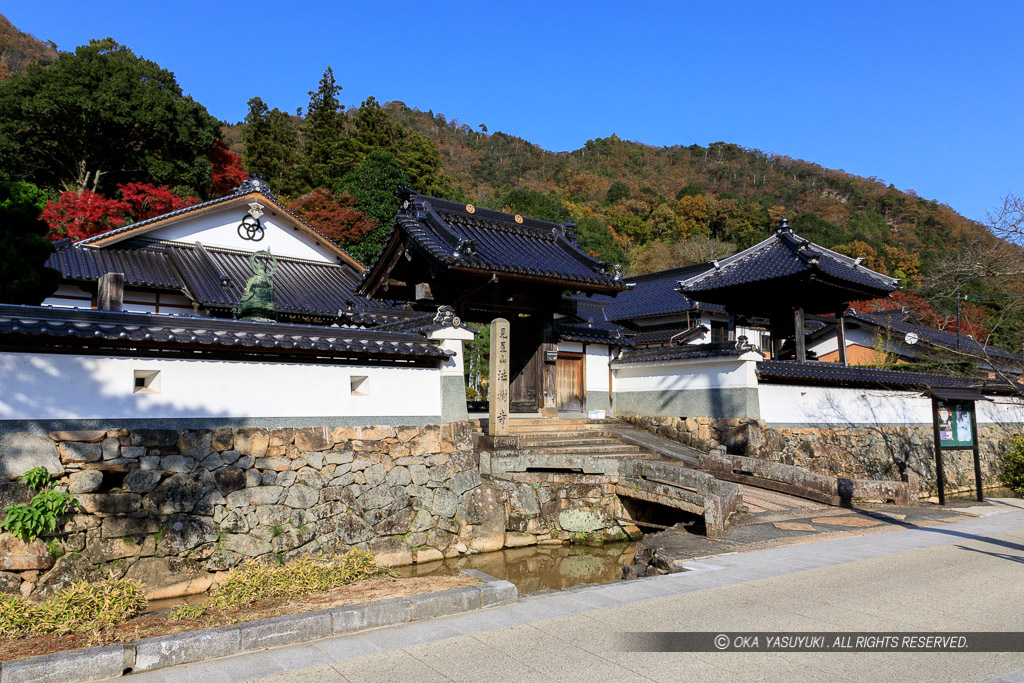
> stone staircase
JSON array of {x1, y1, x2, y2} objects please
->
[{"x1": 470, "y1": 417, "x2": 653, "y2": 475}]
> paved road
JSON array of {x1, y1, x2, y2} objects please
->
[{"x1": 120, "y1": 503, "x2": 1024, "y2": 683}]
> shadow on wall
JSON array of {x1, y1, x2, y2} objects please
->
[{"x1": 0, "y1": 353, "x2": 220, "y2": 430}]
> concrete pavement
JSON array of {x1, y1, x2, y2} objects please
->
[{"x1": 114, "y1": 501, "x2": 1024, "y2": 683}]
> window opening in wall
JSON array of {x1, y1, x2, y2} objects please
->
[
  {"x1": 710, "y1": 321, "x2": 729, "y2": 343},
  {"x1": 350, "y1": 375, "x2": 369, "y2": 396},
  {"x1": 133, "y1": 370, "x2": 161, "y2": 394}
]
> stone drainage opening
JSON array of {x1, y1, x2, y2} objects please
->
[
  {"x1": 618, "y1": 495, "x2": 707, "y2": 535},
  {"x1": 524, "y1": 467, "x2": 584, "y2": 475}
]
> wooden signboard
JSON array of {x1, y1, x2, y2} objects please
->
[
  {"x1": 488, "y1": 318, "x2": 510, "y2": 436},
  {"x1": 929, "y1": 393, "x2": 984, "y2": 505}
]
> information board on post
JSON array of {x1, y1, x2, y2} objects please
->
[{"x1": 935, "y1": 400, "x2": 976, "y2": 449}]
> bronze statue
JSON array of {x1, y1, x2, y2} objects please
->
[{"x1": 237, "y1": 250, "x2": 278, "y2": 321}]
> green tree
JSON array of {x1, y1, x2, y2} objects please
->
[
  {"x1": 606, "y1": 181, "x2": 630, "y2": 204},
  {"x1": 0, "y1": 38, "x2": 221, "y2": 197},
  {"x1": 341, "y1": 97, "x2": 448, "y2": 196},
  {"x1": 302, "y1": 66, "x2": 347, "y2": 189},
  {"x1": 337, "y1": 150, "x2": 409, "y2": 264},
  {"x1": 485, "y1": 188, "x2": 571, "y2": 223},
  {"x1": 0, "y1": 181, "x2": 59, "y2": 305},
  {"x1": 574, "y1": 216, "x2": 626, "y2": 264},
  {"x1": 240, "y1": 97, "x2": 303, "y2": 196}
]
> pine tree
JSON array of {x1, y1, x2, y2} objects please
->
[
  {"x1": 240, "y1": 96, "x2": 303, "y2": 196},
  {"x1": 302, "y1": 66, "x2": 347, "y2": 189}
]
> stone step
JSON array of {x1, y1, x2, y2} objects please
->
[
  {"x1": 525, "y1": 444, "x2": 646, "y2": 456},
  {"x1": 517, "y1": 437, "x2": 621, "y2": 447}
]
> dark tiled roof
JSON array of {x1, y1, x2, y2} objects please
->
[
  {"x1": 614, "y1": 340, "x2": 761, "y2": 364},
  {"x1": 47, "y1": 241, "x2": 401, "y2": 321},
  {"x1": 756, "y1": 359, "x2": 1016, "y2": 393},
  {"x1": 680, "y1": 223, "x2": 899, "y2": 296},
  {"x1": 574, "y1": 263, "x2": 723, "y2": 322},
  {"x1": 361, "y1": 191, "x2": 627, "y2": 292},
  {"x1": 847, "y1": 311, "x2": 1024, "y2": 364},
  {"x1": 555, "y1": 299, "x2": 632, "y2": 345},
  {"x1": 0, "y1": 304, "x2": 448, "y2": 362},
  {"x1": 631, "y1": 324, "x2": 708, "y2": 346},
  {"x1": 76, "y1": 176, "x2": 363, "y2": 269},
  {"x1": 49, "y1": 241, "x2": 184, "y2": 289}
]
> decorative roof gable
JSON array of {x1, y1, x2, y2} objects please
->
[{"x1": 75, "y1": 176, "x2": 364, "y2": 270}]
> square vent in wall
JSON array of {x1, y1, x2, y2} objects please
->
[
  {"x1": 133, "y1": 370, "x2": 161, "y2": 394},
  {"x1": 350, "y1": 375, "x2": 369, "y2": 396}
]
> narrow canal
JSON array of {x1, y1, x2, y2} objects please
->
[{"x1": 396, "y1": 541, "x2": 637, "y2": 595}]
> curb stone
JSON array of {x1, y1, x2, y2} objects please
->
[{"x1": 0, "y1": 570, "x2": 517, "y2": 682}]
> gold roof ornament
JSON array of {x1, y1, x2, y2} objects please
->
[
  {"x1": 465, "y1": 204, "x2": 476, "y2": 214},
  {"x1": 514, "y1": 214, "x2": 523, "y2": 224}
]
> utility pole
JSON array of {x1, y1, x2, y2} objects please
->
[{"x1": 955, "y1": 292, "x2": 961, "y2": 352}]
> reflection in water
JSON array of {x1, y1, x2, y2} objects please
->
[
  {"x1": 950, "y1": 486, "x2": 1022, "y2": 500},
  {"x1": 396, "y1": 542, "x2": 637, "y2": 595}
]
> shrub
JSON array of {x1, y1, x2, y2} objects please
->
[
  {"x1": 0, "y1": 471, "x2": 76, "y2": 543},
  {"x1": 0, "y1": 578, "x2": 147, "y2": 637},
  {"x1": 212, "y1": 549, "x2": 390, "y2": 609},
  {"x1": 999, "y1": 436, "x2": 1024, "y2": 495}
]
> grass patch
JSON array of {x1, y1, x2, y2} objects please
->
[
  {"x1": 212, "y1": 549, "x2": 391, "y2": 609},
  {"x1": 168, "y1": 604, "x2": 206, "y2": 621},
  {"x1": 0, "y1": 578, "x2": 146, "y2": 637}
]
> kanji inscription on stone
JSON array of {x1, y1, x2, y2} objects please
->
[{"x1": 489, "y1": 318, "x2": 511, "y2": 436}]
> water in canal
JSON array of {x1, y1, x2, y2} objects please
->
[{"x1": 396, "y1": 541, "x2": 637, "y2": 595}]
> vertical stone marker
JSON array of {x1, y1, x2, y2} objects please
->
[{"x1": 488, "y1": 318, "x2": 510, "y2": 436}]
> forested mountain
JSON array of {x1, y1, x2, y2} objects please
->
[
  {"x1": 0, "y1": 13, "x2": 1019, "y2": 352},
  {"x1": 0, "y1": 15, "x2": 56, "y2": 81}
]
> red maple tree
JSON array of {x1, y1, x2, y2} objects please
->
[
  {"x1": 287, "y1": 189, "x2": 377, "y2": 246},
  {"x1": 209, "y1": 141, "x2": 248, "y2": 196},
  {"x1": 43, "y1": 184, "x2": 198, "y2": 241}
]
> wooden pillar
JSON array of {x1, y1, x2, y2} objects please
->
[
  {"x1": 931, "y1": 397, "x2": 945, "y2": 505},
  {"x1": 970, "y1": 402, "x2": 983, "y2": 503},
  {"x1": 793, "y1": 307, "x2": 806, "y2": 361},
  {"x1": 97, "y1": 272, "x2": 124, "y2": 311},
  {"x1": 488, "y1": 319, "x2": 510, "y2": 436},
  {"x1": 836, "y1": 310, "x2": 848, "y2": 366},
  {"x1": 540, "y1": 318, "x2": 558, "y2": 417}
]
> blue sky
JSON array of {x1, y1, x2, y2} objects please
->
[{"x1": 6, "y1": 1, "x2": 1022, "y2": 222}]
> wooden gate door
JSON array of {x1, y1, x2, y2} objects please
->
[{"x1": 556, "y1": 353, "x2": 584, "y2": 413}]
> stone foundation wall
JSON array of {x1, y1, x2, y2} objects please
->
[
  {"x1": 0, "y1": 424, "x2": 489, "y2": 601},
  {"x1": 621, "y1": 414, "x2": 1020, "y2": 497},
  {"x1": 0, "y1": 424, "x2": 643, "y2": 601}
]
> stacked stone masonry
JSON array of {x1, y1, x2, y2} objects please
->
[
  {"x1": 0, "y1": 424, "x2": 638, "y2": 601},
  {"x1": 622, "y1": 414, "x2": 1017, "y2": 496}
]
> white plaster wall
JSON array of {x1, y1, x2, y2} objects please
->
[
  {"x1": 557, "y1": 342, "x2": 583, "y2": 353},
  {"x1": 758, "y1": 383, "x2": 1024, "y2": 426},
  {"x1": 428, "y1": 327, "x2": 474, "y2": 377},
  {"x1": 612, "y1": 354, "x2": 760, "y2": 392},
  {"x1": 45, "y1": 284, "x2": 92, "y2": 309},
  {"x1": 143, "y1": 205, "x2": 342, "y2": 264},
  {"x1": 0, "y1": 353, "x2": 440, "y2": 420},
  {"x1": 807, "y1": 328, "x2": 876, "y2": 358},
  {"x1": 585, "y1": 344, "x2": 609, "y2": 392}
]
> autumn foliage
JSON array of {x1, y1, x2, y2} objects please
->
[
  {"x1": 42, "y1": 183, "x2": 197, "y2": 241},
  {"x1": 852, "y1": 292, "x2": 991, "y2": 340},
  {"x1": 209, "y1": 141, "x2": 248, "y2": 196},
  {"x1": 286, "y1": 189, "x2": 377, "y2": 248}
]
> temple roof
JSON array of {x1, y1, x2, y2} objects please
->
[
  {"x1": 574, "y1": 263, "x2": 723, "y2": 322},
  {"x1": 823, "y1": 309, "x2": 1024, "y2": 366},
  {"x1": 0, "y1": 304, "x2": 449, "y2": 363},
  {"x1": 48, "y1": 240, "x2": 402, "y2": 322},
  {"x1": 75, "y1": 177, "x2": 364, "y2": 270},
  {"x1": 679, "y1": 220, "x2": 899, "y2": 314},
  {"x1": 756, "y1": 359, "x2": 1017, "y2": 393},
  {"x1": 357, "y1": 190, "x2": 627, "y2": 300},
  {"x1": 614, "y1": 339, "x2": 760, "y2": 364}
]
